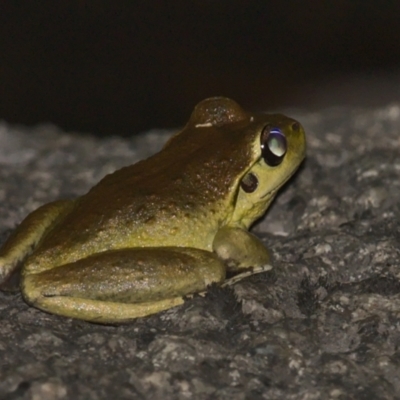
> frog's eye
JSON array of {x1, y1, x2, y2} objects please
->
[{"x1": 260, "y1": 126, "x2": 287, "y2": 166}]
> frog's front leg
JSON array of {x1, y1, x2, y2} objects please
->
[
  {"x1": 21, "y1": 247, "x2": 225, "y2": 323},
  {"x1": 212, "y1": 227, "x2": 272, "y2": 285}
]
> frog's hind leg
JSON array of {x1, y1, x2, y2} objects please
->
[
  {"x1": 21, "y1": 247, "x2": 226, "y2": 323},
  {"x1": 0, "y1": 200, "x2": 74, "y2": 286},
  {"x1": 26, "y1": 290, "x2": 186, "y2": 324}
]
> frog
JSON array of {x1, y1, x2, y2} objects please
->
[{"x1": 0, "y1": 97, "x2": 306, "y2": 323}]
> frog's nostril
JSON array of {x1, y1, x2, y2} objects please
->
[{"x1": 291, "y1": 122, "x2": 300, "y2": 132}]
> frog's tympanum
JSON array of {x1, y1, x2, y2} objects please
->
[{"x1": 0, "y1": 97, "x2": 306, "y2": 323}]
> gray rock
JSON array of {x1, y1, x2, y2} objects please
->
[{"x1": 1, "y1": 104, "x2": 400, "y2": 399}]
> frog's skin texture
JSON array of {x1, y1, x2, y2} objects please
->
[{"x1": 0, "y1": 97, "x2": 306, "y2": 323}]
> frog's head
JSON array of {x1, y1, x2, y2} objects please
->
[
  {"x1": 230, "y1": 106, "x2": 306, "y2": 228},
  {"x1": 163, "y1": 97, "x2": 306, "y2": 229}
]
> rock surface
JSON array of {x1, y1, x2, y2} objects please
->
[{"x1": 0, "y1": 104, "x2": 400, "y2": 399}]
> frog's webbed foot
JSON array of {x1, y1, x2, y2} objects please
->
[{"x1": 21, "y1": 247, "x2": 225, "y2": 323}]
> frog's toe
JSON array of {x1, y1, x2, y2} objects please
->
[{"x1": 221, "y1": 263, "x2": 273, "y2": 287}]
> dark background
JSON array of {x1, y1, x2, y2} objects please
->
[{"x1": 1, "y1": 1, "x2": 399, "y2": 136}]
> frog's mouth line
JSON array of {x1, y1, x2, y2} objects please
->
[{"x1": 259, "y1": 163, "x2": 302, "y2": 200}]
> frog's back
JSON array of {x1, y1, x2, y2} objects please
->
[{"x1": 29, "y1": 106, "x2": 257, "y2": 269}]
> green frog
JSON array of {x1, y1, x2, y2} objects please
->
[{"x1": 0, "y1": 97, "x2": 306, "y2": 323}]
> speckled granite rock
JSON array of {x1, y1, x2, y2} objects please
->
[{"x1": 0, "y1": 104, "x2": 400, "y2": 399}]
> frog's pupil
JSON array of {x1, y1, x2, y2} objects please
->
[{"x1": 268, "y1": 136, "x2": 286, "y2": 157}]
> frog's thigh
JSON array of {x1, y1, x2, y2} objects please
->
[
  {"x1": 212, "y1": 226, "x2": 270, "y2": 271},
  {"x1": 21, "y1": 247, "x2": 225, "y2": 323}
]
